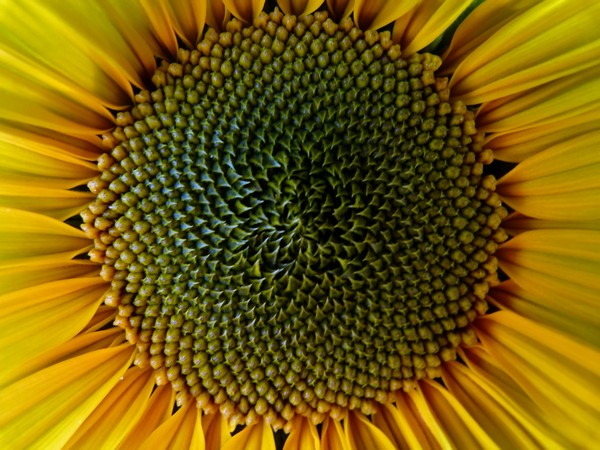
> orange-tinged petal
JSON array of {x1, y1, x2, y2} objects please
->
[
  {"x1": 441, "y1": 0, "x2": 544, "y2": 74},
  {"x1": 485, "y1": 107, "x2": 600, "y2": 163},
  {"x1": 326, "y1": 0, "x2": 354, "y2": 20},
  {"x1": 203, "y1": 413, "x2": 231, "y2": 450},
  {"x1": 0, "y1": 277, "x2": 109, "y2": 375},
  {"x1": 140, "y1": 400, "x2": 205, "y2": 450},
  {"x1": 118, "y1": 385, "x2": 176, "y2": 450},
  {"x1": 502, "y1": 212, "x2": 600, "y2": 235},
  {"x1": 64, "y1": 367, "x2": 155, "y2": 449},
  {"x1": 0, "y1": 208, "x2": 90, "y2": 262},
  {"x1": 392, "y1": 0, "x2": 471, "y2": 56},
  {"x1": 206, "y1": 0, "x2": 231, "y2": 31},
  {"x1": 222, "y1": 0, "x2": 266, "y2": 24},
  {"x1": 0, "y1": 344, "x2": 134, "y2": 449},
  {"x1": 450, "y1": 1, "x2": 600, "y2": 104},
  {"x1": 278, "y1": 0, "x2": 324, "y2": 16},
  {"x1": 221, "y1": 418, "x2": 275, "y2": 450},
  {"x1": 476, "y1": 65, "x2": 600, "y2": 134},
  {"x1": 163, "y1": 0, "x2": 207, "y2": 47},
  {"x1": 354, "y1": 0, "x2": 419, "y2": 31},
  {"x1": 321, "y1": 416, "x2": 349, "y2": 450},
  {"x1": 283, "y1": 415, "x2": 320, "y2": 450},
  {"x1": 344, "y1": 410, "x2": 395, "y2": 450}
]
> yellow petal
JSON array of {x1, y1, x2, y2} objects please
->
[
  {"x1": 0, "y1": 208, "x2": 90, "y2": 262},
  {"x1": 221, "y1": 418, "x2": 275, "y2": 450},
  {"x1": 163, "y1": 0, "x2": 207, "y2": 47},
  {"x1": 442, "y1": 360, "x2": 559, "y2": 448},
  {"x1": 0, "y1": 260, "x2": 97, "y2": 297},
  {"x1": 277, "y1": 0, "x2": 324, "y2": 16},
  {"x1": 0, "y1": 130, "x2": 98, "y2": 189},
  {"x1": 222, "y1": 0, "x2": 266, "y2": 24},
  {"x1": 418, "y1": 379, "x2": 498, "y2": 450},
  {"x1": 392, "y1": 0, "x2": 471, "y2": 56},
  {"x1": 497, "y1": 131, "x2": 600, "y2": 220},
  {"x1": 502, "y1": 212, "x2": 600, "y2": 235},
  {"x1": 0, "y1": 344, "x2": 134, "y2": 449},
  {"x1": 476, "y1": 65, "x2": 600, "y2": 134},
  {"x1": 118, "y1": 385, "x2": 175, "y2": 450},
  {"x1": 441, "y1": 0, "x2": 544, "y2": 75},
  {"x1": 0, "y1": 327, "x2": 122, "y2": 388},
  {"x1": 450, "y1": 1, "x2": 600, "y2": 104},
  {"x1": 372, "y1": 399, "x2": 437, "y2": 450},
  {"x1": 80, "y1": 305, "x2": 117, "y2": 333},
  {"x1": 0, "y1": 277, "x2": 109, "y2": 376},
  {"x1": 321, "y1": 416, "x2": 349, "y2": 450},
  {"x1": 354, "y1": 0, "x2": 419, "y2": 31},
  {"x1": 496, "y1": 230, "x2": 600, "y2": 310},
  {"x1": 326, "y1": 0, "x2": 354, "y2": 20},
  {"x1": 140, "y1": 401, "x2": 205, "y2": 450},
  {"x1": 0, "y1": 183, "x2": 93, "y2": 220},
  {"x1": 344, "y1": 410, "x2": 395, "y2": 450},
  {"x1": 0, "y1": 122, "x2": 103, "y2": 161},
  {"x1": 476, "y1": 311, "x2": 600, "y2": 446},
  {"x1": 283, "y1": 415, "x2": 320, "y2": 450},
  {"x1": 64, "y1": 367, "x2": 155, "y2": 449},
  {"x1": 202, "y1": 413, "x2": 231, "y2": 450},
  {"x1": 484, "y1": 107, "x2": 600, "y2": 163},
  {"x1": 489, "y1": 280, "x2": 599, "y2": 348}
]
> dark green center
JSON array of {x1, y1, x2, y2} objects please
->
[{"x1": 82, "y1": 11, "x2": 506, "y2": 427}]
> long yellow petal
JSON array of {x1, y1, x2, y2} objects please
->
[
  {"x1": 484, "y1": 107, "x2": 600, "y2": 163},
  {"x1": 476, "y1": 312, "x2": 600, "y2": 447},
  {"x1": 64, "y1": 367, "x2": 155, "y2": 449},
  {"x1": 372, "y1": 400, "x2": 436, "y2": 450},
  {"x1": 502, "y1": 213, "x2": 600, "y2": 235},
  {"x1": 283, "y1": 415, "x2": 320, "y2": 450},
  {"x1": 442, "y1": 361, "x2": 555, "y2": 448},
  {"x1": 476, "y1": 65, "x2": 600, "y2": 134},
  {"x1": 0, "y1": 208, "x2": 90, "y2": 262},
  {"x1": 497, "y1": 132, "x2": 600, "y2": 220},
  {"x1": 206, "y1": 0, "x2": 231, "y2": 31},
  {"x1": 489, "y1": 280, "x2": 599, "y2": 348},
  {"x1": 117, "y1": 385, "x2": 175, "y2": 450},
  {"x1": 277, "y1": 0, "x2": 324, "y2": 16},
  {"x1": 0, "y1": 184, "x2": 93, "y2": 220},
  {"x1": 222, "y1": 0, "x2": 266, "y2": 24},
  {"x1": 441, "y1": 0, "x2": 544, "y2": 74},
  {"x1": 0, "y1": 260, "x2": 97, "y2": 297},
  {"x1": 450, "y1": 1, "x2": 600, "y2": 104},
  {"x1": 392, "y1": 0, "x2": 471, "y2": 56},
  {"x1": 140, "y1": 401, "x2": 205, "y2": 450},
  {"x1": 496, "y1": 230, "x2": 600, "y2": 312},
  {"x1": 0, "y1": 277, "x2": 109, "y2": 375},
  {"x1": 0, "y1": 344, "x2": 134, "y2": 450},
  {"x1": 344, "y1": 410, "x2": 395, "y2": 450},
  {"x1": 221, "y1": 418, "x2": 275, "y2": 450},
  {"x1": 354, "y1": 0, "x2": 419, "y2": 31}
]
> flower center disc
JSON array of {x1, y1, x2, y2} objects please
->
[{"x1": 83, "y1": 11, "x2": 506, "y2": 427}]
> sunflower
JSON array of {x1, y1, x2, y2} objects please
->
[{"x1": 1, "y1": 0, "x2": 599, "y2": 448}]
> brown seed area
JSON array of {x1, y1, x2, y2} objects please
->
[{"x1": 81, "y1": 11, "x2": 506, "y2": 429}]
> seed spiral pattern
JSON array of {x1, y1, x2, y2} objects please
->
[{"x1": 82, "y1": 11, "x2": 507, "y2": 427}]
